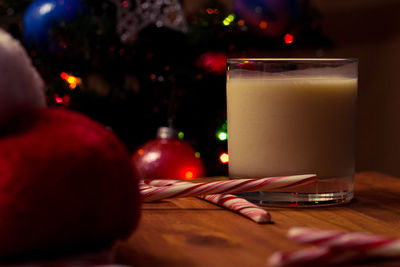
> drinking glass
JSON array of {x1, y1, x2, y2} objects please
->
[{"x1": 226, "y1": 58, "x2": 358, "y2": 206}]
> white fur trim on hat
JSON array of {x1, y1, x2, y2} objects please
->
[{"x1": 0, "y1": 28, "x2": 46, "y2": 128}]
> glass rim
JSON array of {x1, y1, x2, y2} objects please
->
[{"x1": 227, "y1": 58, "x2": 358, "y2": 64}]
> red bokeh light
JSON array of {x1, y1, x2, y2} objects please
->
[
  {"x1": 219, "y1": 153, "x2": 229, "y2": 164},
  {"x1": 60, "y1": 72, "x2": 68, "y2": 80},
  {"x1": 63, "y1": 95, "x2": 71, "y2": 106},
  {"x1": 284, "y1": 33, "x2": 294, "y2": 44},
  {"x1": 54, "y1": 95, "x2": 63, "y2": 104},
  {"x1": 259, "y1": 21, "x2": 268, "y2": 30}
]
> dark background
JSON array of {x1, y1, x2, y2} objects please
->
[{"x1": 1, "y1": 0, "x2": 400, "y2": 177}]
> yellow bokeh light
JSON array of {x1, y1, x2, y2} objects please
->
[
  {"x1": 185, "y1": 171, "x2": 194, "y2": 179},
  {"x1": 67, "y1": 76, "x2": 77, "y2": 84},
  {"x1": 61, "y1": 72, "x2": 81, "y2": 90},
  {"x1": 219, "y1": 153, "x2": 229, "y2": 164},
  {"x1": 222, "y1": 14, "x2": 236, "y2": 26}
]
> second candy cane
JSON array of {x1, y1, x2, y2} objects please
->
[{"x1": 145, "y1": 179, "x2": 271, "y2": 223}]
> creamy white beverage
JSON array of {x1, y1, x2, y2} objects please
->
[{"x1": 227, "y1": 76, "x2": 357, "y2": 180}]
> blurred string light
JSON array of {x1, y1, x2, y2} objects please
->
[
  {"x1": 63, "y1": 95, "x2": 71, "y2": 105},
  {"x1": 60, "y1": 72, "x2": 82, "y2": 89},
  {"x1": 206, "y1": 8, "x2": 219, "y2": 14},
  {"x1": 217, "y1": 130, "x2": 227, "y2": 141},
  {"x1": 53, "y1": 94, "x2": 71, "y2": 106},
  {"x1": 284, "y1": 33, "x2": 294, "y2": 44},
  {"x1": 237, "y1": 19, "x2": 248, "y2": 31},
  {"x1": 216, "y1": 120, "x2": 228, "y2": 141},
  {"x1": 219, "y1": 153, "x2": 229, "y2": 164},
  {"x1": 54, "y1": 94, "x2": 63, "y2": 104},
  {"x1": 178, "y1": 131, "x2": 184, "y2": 139},
  {"x1": 259, "y1": 20, "x2": 268, "y2": 30},
  {"x1": 222, "y1": 13, "x2": 235, "y2": 26},
  {"x1": 222, "y1": 120, "x2": 227, "y2": 130}
]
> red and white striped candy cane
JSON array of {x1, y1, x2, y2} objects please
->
[
  {"x1": 199, "y1": 193, "x2": 271, "y2": 223},
  {"x1": 140, "y1": 174, "x2": 316, "y2": 202},
  {"x1": 138, "y1": 181, "x2": 153, "y2": 190},
  {"x1": 144, "y1": 179, "x2": 181, "y2": 187},
  {"x1": 268, "y1": 246, "x2": 360, "y2": 267},
  {"x1": 268, "y1": 227, "x2": 400, "y2": 266},
  {"x1": 288, "y1": 227, "x2": 400, "y2": 257},
  {"x1": 143, "y1": 179, "x2": 271, "y2": 223}
]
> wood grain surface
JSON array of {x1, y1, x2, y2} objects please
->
[{"x1": 114, "y1": 172, "x2": 400, "y2": 267}]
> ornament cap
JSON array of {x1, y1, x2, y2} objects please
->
[{"x1": 157, "y1": 127, "x2": 179, "y2": 139}]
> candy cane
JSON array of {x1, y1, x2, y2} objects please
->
[
  {"x1": 268, "y1": 246, "x2": 360, "y2": 267},
  {"x1": 199, "y1": 193, "x2": 271, "y2": 223},
  {"x1": 268, "y1": 227, "x2": 400, "y2": 266},
  {"x1": 140, "y1": 174, "x2": 316, "y2": 202},
  {"x1": 287, "y1": 227, "x2": 399, "y2": 254},
  {"x1": 143, "y1": 179, "x2": 271, "y2": 223}
]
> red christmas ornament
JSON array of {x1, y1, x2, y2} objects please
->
[{"x1": 132, "y1": 127, "x2": 205, "y2": 180}]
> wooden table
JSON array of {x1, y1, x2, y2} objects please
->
[{"x1": 114, "y1": 172, "x2": 400, "y2": 266}]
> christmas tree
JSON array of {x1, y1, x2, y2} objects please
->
[{"x1": 0, "y1": 0, "x2": 331, "y2": 176}]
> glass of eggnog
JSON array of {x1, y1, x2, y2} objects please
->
[{"x1": 226, "y1": 58, "x2": 358, "y2": 206}]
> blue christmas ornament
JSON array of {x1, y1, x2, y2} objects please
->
[
  {"x1": 234, "y1": 0, "x2": 300, "y2": 37},
  {"x1": 23, "y1": 0, "x2": 86, "y2": 46}
]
